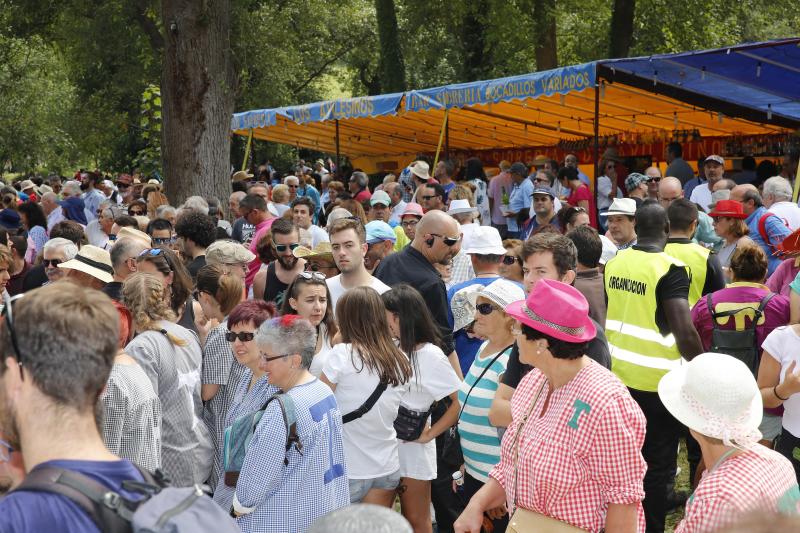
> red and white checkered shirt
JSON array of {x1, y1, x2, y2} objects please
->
[
  {"x1": 489, "y1": 361, "x2": 647, "y2": 532},
  {"x1": 676, "y1": 445, "x2": 799, "y2": 533}
]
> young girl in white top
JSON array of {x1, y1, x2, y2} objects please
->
[
  {"x1": 280, "y1": 271, "x2": 337, "y2": 377},
  {"x1": 382, "y1": 285, "x2": 461, "y2": 533}
]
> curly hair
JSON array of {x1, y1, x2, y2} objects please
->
[
  {"x1": 175, "y1": 210, "x2": 217, "y2": 248},
  {"x1": 122, "y1": 272, "x2": 187, "y2": 346}
]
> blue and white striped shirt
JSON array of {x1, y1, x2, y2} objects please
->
[{"x1": 457, "y1": 342, "x2": 511, "y2": 483}]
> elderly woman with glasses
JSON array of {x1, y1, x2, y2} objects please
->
[
  {"x1": 279, "y1": 271, "x2": 338, "y2": 377},
  {"x1": 212, "y1": 299, "x2": 277, "y2": 511},
  {"x1": 455, "y1": 279, "x2": 647, "y2": 533},
  {"x1": 230, "y1": 315, "x2": 349, "y2": 531}
]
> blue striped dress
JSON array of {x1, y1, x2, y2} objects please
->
[{"x1": 457, "y1": 342, "x2": 511, "y2": 483}]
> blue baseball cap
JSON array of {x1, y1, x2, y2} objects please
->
[
  {"x1": 365, "y1": 221, "x2": 396, "y2": 244},
  {"x1": 530, "y1": 187, "x2": 555, "y2": 199}
]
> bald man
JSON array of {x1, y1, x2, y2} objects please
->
[
  {"x1": 659, "y1": 177, "x2": 722, "y2": 252},
  {"x1": 730, "y1": 184, "x2": 791, "y2": 275},
  {"x1": 645, "y1": 166, "x2": 661, "y2": 201}
]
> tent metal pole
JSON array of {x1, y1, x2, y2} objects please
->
[
  {"x1": 433, "y1": 109, "x2": 449, "y2": 171},
  {"x1": 241, "y1": 128, "x2": 253, "y2": 172},
  {"x1": 593, "y1": 81, "x2": 601, "y2": 228},
  {"x1": 445, "y1": 114, "x2": 450, "y2": 159},
  {"x1": 335, "y1": 119, "x2": 341, "y2": 178}
]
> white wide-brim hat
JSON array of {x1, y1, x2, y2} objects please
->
[
  {"x1": 58, "y1": 245, "x2": 115, "y2": 284},
  {"x1": 448, "y1": 199, "x2": 479, "y2": 216},
  {"x1": 658, "y1": 352, "x2": 763, "y2": 448}
]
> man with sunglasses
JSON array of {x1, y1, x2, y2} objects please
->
[
  {"x1": 420, "y1": 183, "x2": 446, "y2": 213},
  {"x1": 645, "y1": 166, "x2": 662, "y2": 201},
  {"x1": 42, "y1": 238, "x2": 78, "y2": 285},
  {"x1": 254, "y1": 218, "x2": 305, "y2": 307}
]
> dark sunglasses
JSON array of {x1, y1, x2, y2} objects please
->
[
  {"x1": 129, "y1": 210, "x2": 145, "y2": 216},
  {"x1": 430, "y1": 233, "x2": 461, "y2": 247},
  {"x1": 421, "y1": 195, "x2": 439, "y2": 201},
  {"x1": 2, "y1": 292, "x2": 25, "y2": 380},
  {"x1": 647, "y1": 177, "x2": 661, "y2": 183},
  {"x1": 43, "y1": 258, "x2": 62, "y2": 268},
  {"x1": 225, "y1": 331, "x2": 255, "y2": 343},
  {"x1": 476, "y1": 302, "x2": 500, "y2": 315},
  {"x1": 117, "y1": 184, "x2": 130, "y2": 190},
  {"x1": 502, "y1": 255, "x2": 518, "y2": 266},
  {"x1": 273, "y1": 242, "x2": 300, "y2": 253},
  {"x1": 138, "y1": 248, "x2": 164, "y2": 257},
  {"x1": 152, "y1": 237, "x2": 176, "y2": 246},
  {"x1": 298, "y1": 271, "x2": 326, "y2": 281}
]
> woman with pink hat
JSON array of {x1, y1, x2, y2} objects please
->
[{"x1": 454, "y1": 279, "x2": 647, "y2": 533}]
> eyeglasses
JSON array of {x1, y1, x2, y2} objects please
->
[
  {"x1": 129, "y1": 209, "x2": 145, "y2": 216},
  {"x1": 273, "y1": 242, "x2": 300, "y2": 253},
  {"x1": 647, "y1": 177, "x2": 661, "y2": 183},
  {"x1": 287, "y1": 184, "x2": 299, "y2": 189},
  {"x1": 0, "y1": 437, "x2": 13, "y2": 462},
  {"x1": 502, "y1": 255, "x2": 518, "y2": 266},
  {"x1": 476, "y1": 302, "x2": 500, "y2": 315},
  {"x1": 43, "y1": 259, "x2": 62, "y2": 268},
  {"x1": 298, "y1": 271, "x2": 326, "y2": 281},
  {"x1": 430, "y1": 233, "x2": 461, "y2": 247},
  {"x1": 138, "y1": 248, "x2": 164, "y2": 257},
  {"x1": 401, "y1": 219, "x2": 419, "y2": 228},
  {"x1": 421, "y1": 195, "x2": 439, "y2": 201},
  {"x1": 225, "y1": 331, "x2": 255, "y2": 343},
  {"x1": 152, "y1": 237, "x2": 176, "y2": 246},
  {"x1": 259, "y1": 351, "x2": 293, "y2": 363},
  {"x1": 2, "y1": 292, "x2": 25, "y2": 380}
]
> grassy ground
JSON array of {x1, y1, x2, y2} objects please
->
[{"x1": 665, "y1": 439, "x2": 691, "y2": 532}]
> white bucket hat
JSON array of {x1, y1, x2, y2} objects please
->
[
  {"x1": 447, "y1": 199, "x2": 478, "y2": 216},
  {"x1": 467, "y1": 279, "x2": 526, "y2": 311},
  {"x1": 658, "y1": 352, "x2": 763, "y2": 449},
  {"x1": 600, "y1": 197, "x2": 637, "y2": 217},
  {"x1": 57, "y1": 245, "x2": 114, "y2": 284},
  {"x1": 462, "y1": 226, "x2": 506, "y2": 255}
]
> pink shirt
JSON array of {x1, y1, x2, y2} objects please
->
[
  {"x1": 489, "y1": 362, "x2": 647, "y2": 532},
  {"x1": 246, "y1": 217, "x2": 275, "y2": 288},
  {"x1": 766, "y1": 258, "x2": 800, "y2": 297},
  {"x1": 676, "y1": 446, "x2": 798, "y2": 533}
]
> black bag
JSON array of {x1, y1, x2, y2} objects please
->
[
  {"x1": 707, "y1": 292, "x2": 775, "y2": 375},
  {"x1": 440, "y1": 345, "x2": 513, "y2": 470},
  {"x1": 342, "y1": 382, "x2": 387, "y2": 423},
  {"x1": 394, "y1": 404, "x2": 431, "y2": 442}
]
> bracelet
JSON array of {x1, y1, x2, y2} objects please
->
[{"x1": 774, "y1": 385, "x2": 790, "y2": 402}]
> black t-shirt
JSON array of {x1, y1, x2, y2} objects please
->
[
  {"x1": 22, "y1": 264, "x2": 47, "y2": 292},
  {"x1": 502, "y1": 317, "x2": 611, "y2": 389},
  {"x1": 186, "y1": 255, "x2": 206, "y2": 281}
]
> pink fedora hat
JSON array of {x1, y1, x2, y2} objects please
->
[{"x1": 504, "y1": 279, "x2": 595, "y2": 343}]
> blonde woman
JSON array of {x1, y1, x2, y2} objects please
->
[{"x1": 123, "y1": 272, "x2": 213, "y2": 487}]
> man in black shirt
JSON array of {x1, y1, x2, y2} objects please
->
[{"x1": 175, "y1": 210, "x2": 216, "y2": 281}]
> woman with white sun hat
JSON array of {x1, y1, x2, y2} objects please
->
[{"x1": 658, "y1": 352, "x2": 799, "y2": 533}]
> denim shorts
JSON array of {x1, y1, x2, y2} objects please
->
[{"x1": 348, "y1": 470, "x2": 401, "y2": 503}]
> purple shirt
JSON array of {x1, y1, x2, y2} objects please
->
[
  {"x1": 692, "y1": 282, "x2": 789, "y2": 354},
  {"x1": 766, "y1": 258, "x2": 800, "y2": 297}
]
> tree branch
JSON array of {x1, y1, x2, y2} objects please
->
[
  {"x1": 132, "y1": 0, "x2": 164, "y2": 51},
  {"x1": 290, "y1": 43, "x2": 358, "y2": 94}
]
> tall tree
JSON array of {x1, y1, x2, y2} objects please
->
[
  {"x1": 161, "y1": 0, "x2": 235, "y2": 204},
  {"x1": 461, "y1": 0, "x2": 491, "y2": 81},
  {"x1": 374, "y1": 0, "x2": 406, "y2": 93},
  {"x1": 533, "y1": 0, "x2": 558, "y2": 70},
  {"x1": 608, "y1": 0, "x2": 636, "y2": 57}
]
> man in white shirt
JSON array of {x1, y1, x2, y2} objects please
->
[
  {"x1": 326, "y1": 217, "x2": 390, "y2": 311},
  {"x1": 689, "y1": 155, "x2": 725, "y2": 212},
  {"x1": 42, "y1": 192, "x2": 64, "y2": 231},
  {"x1": 291, "y1": 196, "x2": 329, "y2": 248},
  {"x1": 763, "y1": 175, "x2": 800, "y2": 231},
  {"x1": 385, "y1": 183, "x2": 407, "y2": 227}
]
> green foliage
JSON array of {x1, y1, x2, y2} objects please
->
[{"x1": 132, "y1": 84, "x2": 162, "y2": 176}]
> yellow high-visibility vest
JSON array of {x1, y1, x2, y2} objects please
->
[{"x1": 665, "y1": 241, "x2": 709, "y2": 307}]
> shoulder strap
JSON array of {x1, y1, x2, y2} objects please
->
[
  {"x1": 342, "y1": 382, "x2": 387, "y2": 424},
  {"x1": 458, "y1": 344, "x2": 513, "y2": 422},
  {"x1": 758, "y1": 212, "x2": 779, "y2": 251},
  {"x1": 15, "y1": 466, "x2": 134, "y2": 533},
  {"x1": 261, "y1": 393, "x2": 301, "y2": 465}
]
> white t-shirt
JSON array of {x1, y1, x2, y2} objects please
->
[
  {"x1": 690, "y1": 183, "x2": 713, "y2": 212},
  {"x1": 308, "y1": 225, "x2": 330, "y2": 248},
  {"x1": 398, "y1": 343, "x2": 461, "y2": 480},
  {"x1": 322, "y1": 343, "x2": 408, "y2": 479},
  {"x1": 762, "y1": 326, "x2": 800, "y2": 436},
  {"x1": 768, "y1": 202, "x2": 800, "y2": 232},
  {"x1": 308, "y1": 323, "x2": 334, "y2": 378},
  {"x1": 326, "y1": 274, "x2": 391, "y2": 313}
]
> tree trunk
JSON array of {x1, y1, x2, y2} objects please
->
[
  {"x1": 532, "y1": 0, "x2": 558, "y2": 71},
  {"x1": 161, "y1": 0, "x2": 234, "y2": 206},
  {"x1": 608, "y1": 0, "x2": 636, "y2": 58},
  {"x1": 461, "y1": 0, "x2": 490, "y2": 81},
  {"x1": 374, "y1": 0, "x2": 406, "y2": 93}
]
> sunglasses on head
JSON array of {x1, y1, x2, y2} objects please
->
[
  {"x1": 273, "y1": 242, "x2": 300, "y2": 253},
  {"x1": 502, "y1": 255, "x2": 517, "y2": 266},
  {"x1": 476, "y1": 302, "x2": 500, "y2": 315},
  {"x1": 430, "y1": 233, "x2": 460, "y2": 247},
  {"x1": 225, "y1": 331, "x2": 255, "y2": 343},
  {"x1": 298, "y1": 271, "x2": 326, "y2": 281},
  {"x1": 43, "y1": 258, "x2": 62, "y2": 268},
  {"x1": 138, "y1": 248, "x2": 164, "y2": 257}
]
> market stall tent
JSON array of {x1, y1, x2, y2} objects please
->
[{"x1": 231, "y1": 38, "x2": 800, "y2": 174}]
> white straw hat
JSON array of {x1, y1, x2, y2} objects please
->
[
  {"x1": 658, "y1": 352, "x2": 763, "y2": 449},
  {"x1": 57, "y1": 245, "x2": 114, "y2": 283}
]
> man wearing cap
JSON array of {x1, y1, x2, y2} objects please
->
[
  {"x1": 603, "y1": 202, "x2": 703, "y2": 532},
  {"x1": 664, "y1": 199, "x2": 725, "y2": 307},
  {"x1": 58, "y1": 244, "x2": 115, "y2": 290},
  {"x1": 372, "y1": 187, "x2": 410, "y2": 250},
  {"x1": 399, "y1": 202, "x2": 424, "y2": 244},
  {"x1": 18, "y1": 180, "x2": 39, "y2": 202},
  {"x1": 206, "y1": 239, "x2": 257, "y2": 284},
  {"x1": 447, "y1": 226, "x2": 514, "y2": 375},
  {"x1": 503, "y1": 162, "x2": 533, "y2": 239},
  {"x1": 602, "y1": 198, "x2": 638, "y2": 250},
  {"x1": 447, "y1": 199, "x2": 480, "y2": 287},
  {"x1": 326, "y1": 218, "x2": 390, "y2": 310},
  {"x1": 661, "y1": 353, "x2": 799, "y2": 532},
  {"x1": 689, "y1": 155, "x2": 725, "y2": 212},
  {"x1": 406, "y1": 160, "x2": 436, "y2": 202},
  {"x1": 626, "y1": 172, "x2": 649, "y2": 207},
  {"x1": 645, "y1": 167, "x2": 662, "y2": 201},
  {"x1": 521, "y1": 187, "x2": 558, "y2": 240},
  {"x1": 363, "y1": 220, "x2": 396, "y2": 273},
  {"x1": 730, "y1": 184, "x2": 791, "y2": 276},
  {"x1": 291, "y1": 197, "x2": 329, "y2": 248}
]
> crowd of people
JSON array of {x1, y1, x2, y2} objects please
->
[{"x1": 0, "y1": 148, "x2": 799, "y2": 532}]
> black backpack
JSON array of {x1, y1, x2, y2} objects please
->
[{"x1": 706, "y1": 292, "x2": 775, "y2": 375}]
